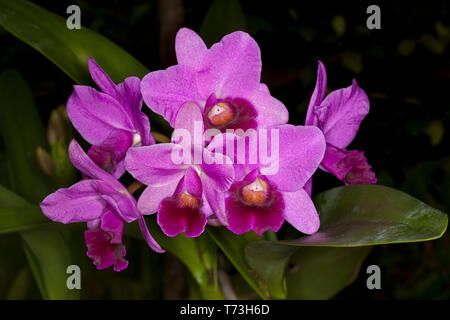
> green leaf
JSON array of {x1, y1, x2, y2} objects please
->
[
  {"x1": 207, "y1": 227, "x2": 269, "y2": 299},
  {"x1": 199, "y1": 0, "x2": 247, "y2": 47},
  {"x1": 0, "y1": 0, "x2": 169, "y2": 131},
  {"x1": 6, "y1": 267, "x2": 31, "y2": 299},
  {"x1": 0, "y1": 185, "x2": 48, "y2": 234},
  {"x1": 0, "y1": 69, "x2": 79, "y2": 299},
  {"x1": 286, "y1": 247, "x2": 371, "y2": 299},
  {"x1": 0, "y1": 0, "x2": 148, "y2": 84},
  {"x1": 244, "y1": 240, "x2": 295, "y2": 299},
  {"x1": 245, "y1": 184, "x2": 447, "y2": 299},
  {"x1": 22, "y1": 228, "x2": 79, "y2": 300},
  {"x1": 0, "y1": 70, "x2": 52, "y2": 201}
]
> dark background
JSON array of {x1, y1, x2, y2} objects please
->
[{"x1": 1, "y1": 0, "x2": 449, "y2": 299}]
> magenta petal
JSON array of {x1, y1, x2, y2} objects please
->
[
  {"x1": 202, "y1": 179, "x2": 227, "y2": 224},
  {"x1": 112, "y1": 246, "x2": 129, "y2": 272},
  {"x1": 259, "y1": 83, "x2": 270, "y2": 94},
  {"x1": 304, "y1": 177, "x2": 313, "y2": 196},
  {"x1": 125, "y1": 144, "x2": 186, "y2": 186},
  {"x1": 318, "y1": 79, "x2": 370, "y2": 149},
  {"x1": 261, "y1": 125, "x2": 326, "y2": 192},
  {"x1": 85, "y1": 222, "x2": 129, "y2": 272},
  {"x1": 69, "y1": 140, "x2": 124, "y2": 189},
  {"x1": 321, "y1": 144, "x2": 377, "y2": 185},
  {"x1": 207, "y1": 132, "x2": 257, "y2": 181},
  {"x1": 175, "y1": 28, "x2": 208, "y2": 68},
  {"x1": 85, "y1": 229, "x2": 115, "y2": 269},
  {"x1": 87, "y1": 129, "x2": 133, "y2": 178},
  {"x1": 225, "y1": 185, "x2": 285, "y2": 236},
  {"x1": 85, "y1": 209, "x2": 128, "y2": 271},
  {"x1": 66, "y1": 86, "x2": 134, "y2": 146},
  {"x1": 306, "y1": 60, "x2": 327, "y2": 127},
  {"x1": 100, "y1": 210, "x2": 124, "y2": 244},
  {"x1": 183, "y1": 166, "x2": 203, "y2": 198},
  {"x1": 246, "y1": 90, "x2": 289, "y2": 128},
  {"x1": 69, "y1": 141, "x2": 139, "y2": 223},
  {"x1": 87, "y1": 57, "x2": 118, "y2": 99},
  {"x1": 116, "y1": 76, "x2": 154, "y2": 146},
  {"x1": 200, "y1": 147, "x2": 235, "y2": 192},
  {"x1": 282, "y1": 188, "x2": 320, "y2": 234},
  {"x1": 137, "y1": 216, "x2": 165, "y2": 253},
  {"x1": 197, "y1": 31, "x2": 261, "y2": 98},
  {"x1": 137, "y1": 181, "x2": 179, "y2": 215},
  {"x1": 40, "y1": 179, "x2": 106, "y2": 224},
  {"x1": 141, "y1": 65, "x2": 202, "y2": 126},
  {"x1": 173, "y1": 101, "x2": 204, "y2": 148},
  {"x1": 157, "y1": 197, "x2": 206, "y2": 237},
  {"x1": 115, "y1": 76, "x2": 142, "y2": 114}
]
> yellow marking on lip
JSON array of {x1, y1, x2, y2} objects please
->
[{"x1": 241, "y1": 178, "x2": 269, "y2": 205}]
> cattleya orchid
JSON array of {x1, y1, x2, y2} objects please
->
[
  {"x1": 304, "y1": 61, "x2": 377, "y2": 194},
  {"x1": 67, "y1": 58, "x2": 154, "y2": 178},
  {"x1": 125, "y1": 102, "x2": 234, "y2": 237},
  {"x1": 208, "y1": 125, "x2": 326, "y2": 235},
  {"x1": 38, "y1": 29, "x2": 376, "y2": 273},
  {"x1": 40, "y1": 140, "x2": 164, "y2": 271},
  {"x1": 140, "y1": 28, "x2": 289, "y2": 132}
]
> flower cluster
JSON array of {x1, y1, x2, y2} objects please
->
[{"x1": 40, "y1": 28, "x2": 376, "y2": 271}]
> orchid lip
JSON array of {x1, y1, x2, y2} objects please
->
[{"x1": 240, "y1": 177, "x2": 270, "y2": 206}]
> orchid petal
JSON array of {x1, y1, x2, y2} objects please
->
[
  {"x1": 87, "y1": 57, "x2": 118, "y2": 99},
  {"x1": 125, "y1": 143, "x2": 186, "y2": 186},
  {"x1": 197, "y1": 31, "x2": 261, "y2": 98},
  {"x1": 138, "y1": 216, "x2": 165, "y2": 253},
  {"x1": 137, "y1": 181, "x2": 179, "y2": 215},
  {"x1": 282, "y1": 188, "x2": 320, "y2": 234},
  {"x1": 175, "y1": 28, "x2": 208, "y2": 68},
  {"x1": 306, "y1": 60, "x2": 327, "y2": 126},
  {"x1": 66, "y1": 86, "x2": 134, "y2": 146},
  {"x1": 317, "y1": 79, "x2": 370, "y2": 149},
  {"x1": 40, "y1": 179, "x2": 106, "y2": 224},
  {"x1": 173, "y1": 101, "x2": 204, "y2": 148},
  {"x1": 261, "y1": 125, "x2": 326, "y2": 192},
  {"x1": 141, "y1": 65, "x2": 202, "y2": 126},
  {"x1": 246, "y1": 89, "x2": 288, "y2": 128}
]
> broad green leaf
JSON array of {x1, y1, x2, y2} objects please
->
[
  {"x1": 244, "y1": 240, "x2": 295, "y2": 299},
  {"x1": 286, "y1": 247, "x2": 372, "y2": 299},
  {"x1": 125, "y1": 219, "x2": 224, "y2": 300},
  {"x1": 0, "y1": 0, "x2": 148, "y2": 84},
  {"x1": 0, "y1": 69, "x2": 79, "y2": 299},
  {"x1": 207, "y1": 227, "x2": 268, "y2": 299},
  {"x1": 199, "y1": 0, "x2": 247, "y2": 47},
  {"x1": 0, "y1": 0, "x2": 169, "y2": 130},
  {"x1": 245, "y1": 184, "x2": 447, "y2": 299},
  {"x1": 287, "y1": 185, "x2": 447, "y2": 247},
  {"x1": 22, "y1": 228, "x2": 79, "y2": 300},
  {"x1": 6, "y1": 267, "x2": 31, "y2": 299}
]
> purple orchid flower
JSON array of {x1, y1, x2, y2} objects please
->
[
  {"x1": 125, "y1": 102, "x2": 235, "y2": 237},
  {"x1": 304, "y1": 61, "x2": 376, "y2": 194},
  {"x1": 40, "y1": 140, "x2": 164, "y2": 272},
  {"x1": 140, "y1": 28, "x2": 289, "y2": 133},
  {"x1": 209, "y1": 125, "x2": 326, "y2": 235},
  {"x1": 66, "y1": 58, "x2": 154, "y2": 179}
]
